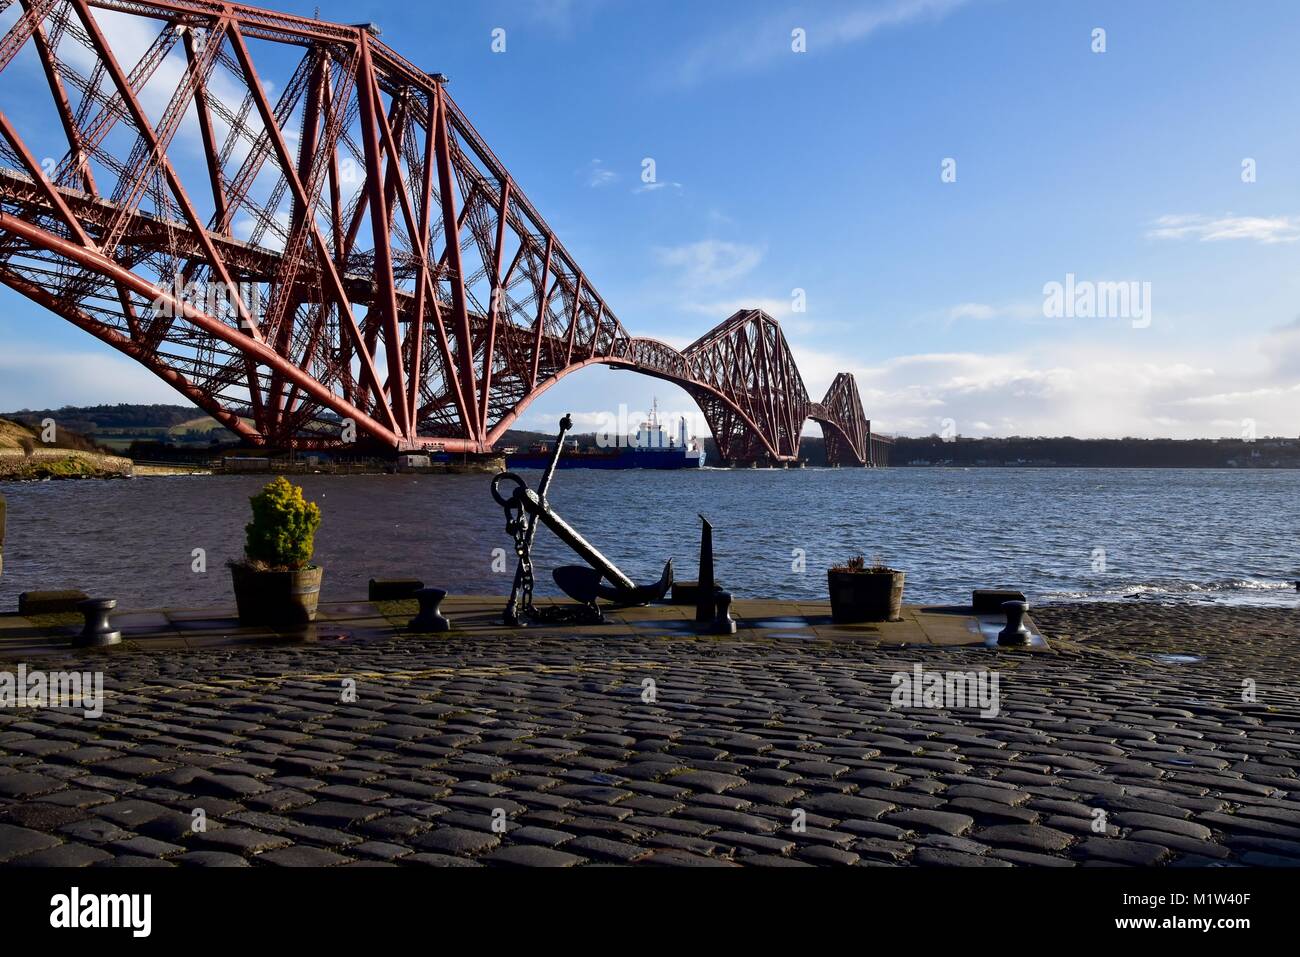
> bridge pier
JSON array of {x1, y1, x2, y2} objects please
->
[{"x1": 867, "y1": 433, "x2": 891, "y2": 468}]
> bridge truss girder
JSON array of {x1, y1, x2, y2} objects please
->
[{"x1": 0, "y1": 0, "x2": 881, "y2": 464}]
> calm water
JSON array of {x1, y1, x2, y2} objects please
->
[{"x1": 0, "y1": 469, "x2": 1296, "y2": 611}]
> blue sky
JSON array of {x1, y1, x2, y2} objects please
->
[{"x1": 3, "y1": 0, "x2": 1299, "y2": 439}]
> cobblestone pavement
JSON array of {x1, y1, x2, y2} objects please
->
[{"x1": 2, "y1": 603, "x2": 1298, "y2": 867}]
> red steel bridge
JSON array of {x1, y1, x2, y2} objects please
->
[{"x1": 0, "y1": 0, "x2": 891, "y2": 466}]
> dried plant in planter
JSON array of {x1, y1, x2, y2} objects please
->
[
  {"x1": 831, "y1": 553, "x2": 897, "y2": 574},
  {"x1": 827, "y1": 552, "x2": 905, "y2": 623}
]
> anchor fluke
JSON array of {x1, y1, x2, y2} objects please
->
[
  {"x1": 553, "y1": 559, "x2": 674, "y2": 608},
  {"x1": 494, "y1": 416, "x2": 675, "y2": 625}
]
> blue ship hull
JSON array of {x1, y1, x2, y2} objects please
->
[{"x1": 505, "y1": 447, "x2": 705, "y2": 470}]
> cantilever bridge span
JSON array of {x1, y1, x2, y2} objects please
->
[{"x1": 0, "y1": 0, "x2": 890, "y2": 466}]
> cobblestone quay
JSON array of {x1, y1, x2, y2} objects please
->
[{"x1": 1, "y1": 602, "x2": 1297, "y2": 867}]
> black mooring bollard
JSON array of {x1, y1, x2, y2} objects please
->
[
  {"x1": 998, "y1": 600, "x2": 1031, "y2": 646},
  {"x1": 712, "y1": 589, "x2": 737, "y2": 635},
  {"x1": 75, "y1": 598, "x2": 122, "y2": 647},
  {"x1": 409, "y1": 587, "x2": 450, "y2": 632}
]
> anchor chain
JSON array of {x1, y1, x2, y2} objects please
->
[{"x1": 493, "y1": 470, "x2": 603, "y2": 627}]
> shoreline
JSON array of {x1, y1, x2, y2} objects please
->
[{"x1": 0, "y1": 450, "x2": 132, "y2": 482}]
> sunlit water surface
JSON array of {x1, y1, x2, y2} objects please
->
[{"x1": 1, "y1": 468, "x2": 1296, "y2": 610}]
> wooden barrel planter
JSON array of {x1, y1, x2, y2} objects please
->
[
  {"x1": 230, "y1": 564, "x2": 323, "y2": 627},
  {"x1": 827, "y1": 566, "x2": 905, "y2": 623}
]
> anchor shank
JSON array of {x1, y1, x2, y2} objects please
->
[
  {"x1": 536, "y1": 414, "x2": 572, "y2": 507},
  {"x1": 517, "y1": 488, "x2": 637, "y2": 592},
  {"x1": 517, "y1": 414, "x2": 572, "y2": 574}
]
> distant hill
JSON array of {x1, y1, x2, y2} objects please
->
[
  {"x1": 0, "y1": 403, "x2": 200, "y2": 433},
  {"x1": 0, "y1": 417, "x2": 131, "y2": 479},
  {"x1": 0, "y1": 417, "x2": 37, "y2": 452},
  {"x1": 0, "y1": 415, "x2": 103, "y2": 454},
  {"x1": 0, "y1": 403, "x2": 239, "y2": 452}
]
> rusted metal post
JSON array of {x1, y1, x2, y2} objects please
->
[{"x1": 695, "y1": 514, "x2": 715, "y2": 623}]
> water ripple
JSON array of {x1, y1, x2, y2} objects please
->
[{"x1": 0, "y1": 468, "x2": 1297, "y2": 609}]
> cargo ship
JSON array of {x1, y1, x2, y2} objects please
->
[{"x1": 504, "y1": 403, "x2": 706, "y2": 470}]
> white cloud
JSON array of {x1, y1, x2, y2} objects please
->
[
  {"x1": 0, "y1": 345, "x2": 182, "y2": 410},
  {"x1": 513, "y1": 403, "x2": 707, "y2": 437},
  {"x1": 820, "y1": 0, "x2": 971, "y2": 45},
  {"x1": 1263, "y1": 317, "x2": 1300, "y2": 378},
  {"x1": 234, "y1": 209, "x2": 291, "y2": 248},
  {"x1": 789, "y1": 334, "x2": 1296, "y2": 439},
  {"x1": 1147, "y1": 214, "x2": 1300, "y2": 244},
  {"x1": 1173, "y1": 382, "x2": 1300, "y2": 408},
  {"x1": 517, "y1": 410, "x2": 609, "y2": 433},
  {"x1": 668, "y1": 0, "x2": 972, "y2": 87},
  {"x1": 654, "y1": 240, "x2": 763, "y2": 287}
]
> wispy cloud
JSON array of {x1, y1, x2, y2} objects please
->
[
  {"x1": 654, "y1": 240, "x2": 764, "y2": 286},
  {"x1": 522, "y1": 0, "x2": 608, "y2": 36},
  {"x1": 940, "y1": 300, "x2": 1049, "y2": 326},
  {"x1": 667, "y1": 0, "x2": 973, "y2": 87},
  {"x1": 1147, "y1": 214, "x2": 1300, "y2": 244},
  {"x1": 639, "y1": 241, "x2": 802, "y2": 331},
  {"x1": 947, "y1": 302, "x2": 997, "y2": 321},
  {"x1": 585, "y1": 158, "x2": 619, "y2": 188},
  {"x1": 634, "y1": 180, "x2": 683, "y2": 194},
  {"x1": 685, "y1": 296, "x2": 794, "y2": 319}
]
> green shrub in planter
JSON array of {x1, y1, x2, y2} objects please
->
[
  {"x1": 231, "y1": 478, "x2": 324, "y2": 627},
  {"x1": 244, "y1": 476, "x2": 321, "y2": 570}
]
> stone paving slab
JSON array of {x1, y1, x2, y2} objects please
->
[
  {"x1": 1, "y1": 602, "x2": 1296, "y2": 867},
  {"x1": 0, "y1": 596, "x2": 1048, "y2": 659}
]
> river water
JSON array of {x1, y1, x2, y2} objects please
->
[{"x1": 0, "y1": 468, "x2": 1296, "y2": 611}]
